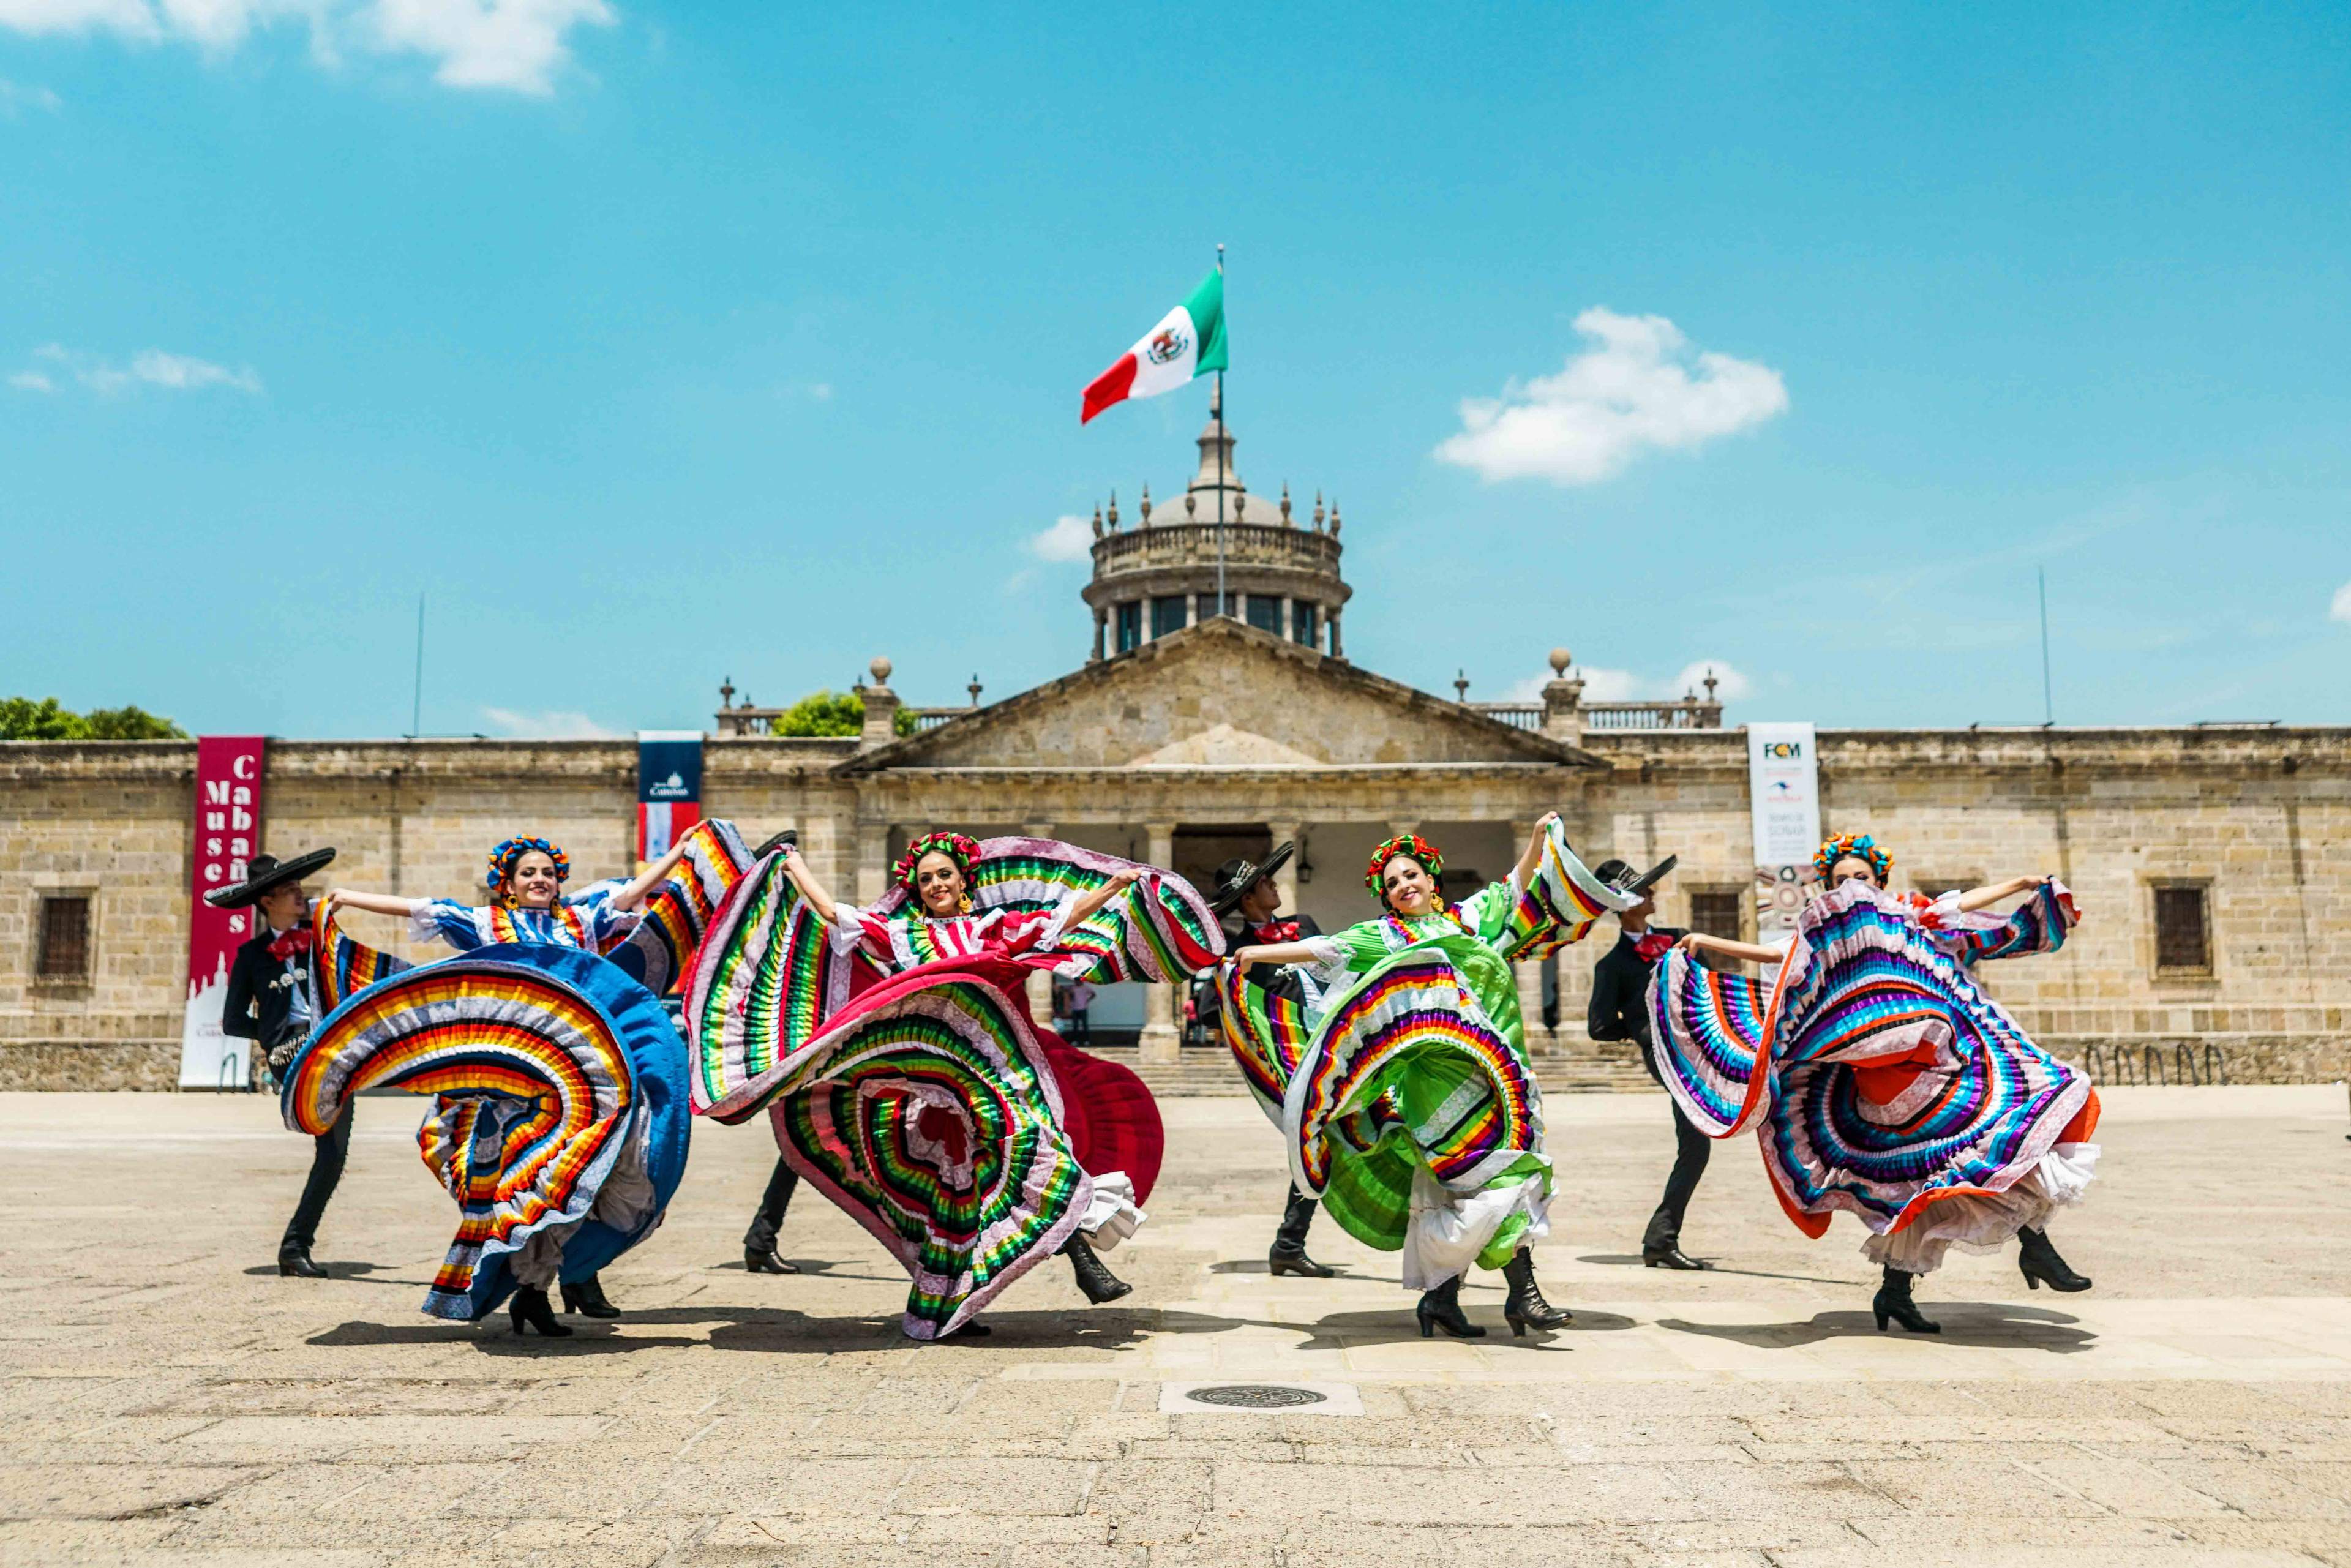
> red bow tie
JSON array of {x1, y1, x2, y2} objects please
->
[
  {"x1": 269, "y1": 929, "x2": 315, "y2": 962},
  {"x1": 1633, "y1": 932, "x2": 1674, "y2": 964}
]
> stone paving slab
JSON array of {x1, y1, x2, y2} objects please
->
[{"x1": 0, "y1": 1084, "x2": 2346, "y2": 1566}]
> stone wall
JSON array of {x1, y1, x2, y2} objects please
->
[{"x1": 3, "y1": 721, "x2": 2345, "y2": 1091}]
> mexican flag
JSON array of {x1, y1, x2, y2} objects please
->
[{"x1": 1081, "y1": 267, "x2": 1228, "y2": 424}]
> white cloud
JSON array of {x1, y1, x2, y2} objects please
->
[
  {"x1": 1027, "y1": 513, "x2": 1094, "y2": 563},
  {"x1": 7, "y1": 370, "x2": 53, "y2": 392},
  {"x1": 0, "y1": 77, "x2": 64, "y2": 113},
  {"x1": 1435, "y1": 308, "x2": 1788, "y2": 486},
  {"x1": 481, "y1": 707, "x2": 621, "y2": 738},
  {"x1": 0, "y1": 0, "x2": 612, "y2": 95},
  {"x1": 24, "y1": 344, "x2": 263, "y2": 394},
  {"x1": 2333, "y1": 581, "x2": 2351, "y2": 625}
]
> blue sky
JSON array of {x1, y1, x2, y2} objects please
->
[{"x1": 2, "y1": 1, "x2": 2345, "y2": 738}]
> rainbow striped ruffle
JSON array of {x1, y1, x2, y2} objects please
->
[
  {"x1": 604, "y1": 819, "x2": 757, "y2": 996},
  {"x1": 1497, "y1": 822, "x2": 1638, "y2": 960},
  {"x1": 1649, "y1": 880, "x2": 2091, "y2": 1239},
  {"x1": 1281, "y1": 953, "x2": 1549, "y2": 1270},
  {"x1": 765, "y1": 971, "x2": 1091, "y2": 1340},
  {"x1": 1215, "y1": 963, "x2": 1315, "y2": 1124},
  {"x1": 282, "y1": 945, "x2": 690, "y2": 1320},
  {"x1": 310, "y1": 902, "x2": 411, "y2": 1015}
]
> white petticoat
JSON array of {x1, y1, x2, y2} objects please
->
[
  {"x1": 1077, "y1": 1169, "x2": 1146, "y2": 1251},
  {"x1": 1401, "y1": 1165, "x2": 1551, "y2": 1292},
  {"x1": 1861, "y1": 1141, "x2": 2099, "y2": 1275},
  {"x1": 506, "y1": 1114, "x2": 664, "y2": 1289}
]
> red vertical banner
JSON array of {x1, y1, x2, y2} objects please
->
[{"x1": 178, "y1": 736, "x2": 267, "y2": 1089}]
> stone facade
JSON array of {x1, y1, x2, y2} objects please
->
[{"x1": 4, "y1": 617, "x2": 2344, "y2": 1092}]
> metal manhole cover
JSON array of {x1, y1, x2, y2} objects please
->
[{"x1": 1184, "y1": 1384, "x2": 1328, "y2": 1409}]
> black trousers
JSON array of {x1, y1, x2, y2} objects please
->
[
  {"x1": 744, "y1": 1156, "x2": 799, "y2": 1253},
  {"x1": 281, "y1": 1100, "x2": 353, "y2": 1252},
  {"x1": 1065, "y1": 1008, "x2": 1091, "y2": 1045},
  {"x1": 1644, "y1": 1093, "x2": 1711, "y2": 1251}
]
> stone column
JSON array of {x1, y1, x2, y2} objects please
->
[
  {"x1": 1139, "y1": 820, "x2": 1181, "y2": 1063},
  {"x1": 1512, "y1": 817, "x2": 1550, "y2": 1049},
  {"x1": 857, "y1": 657, "x2": 900, "y2": 751},
  {"x1": 854, "y1": 821, "x2": 892, "y2": 907},
  {"x1": 1090, "y1": 609, "x2": 1106, "y2": 664},
  {"x1": 1329, "y1": 609, "x2": 1345, "y2": 661},
  {"x1": 1269, "y1": 819, "x2": 1302, "y2": 917},
  {"x1": 1540, "y1": 648, "x2": 1585, "y2": 748}
]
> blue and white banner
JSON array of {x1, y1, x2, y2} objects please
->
[{"x1": 636, "y1": 730, "x2": 703, "y2": 866}]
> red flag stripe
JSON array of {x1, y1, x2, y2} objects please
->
[{"x1": 1081, "y1": 353, "x2": 1139, "y2": 424}]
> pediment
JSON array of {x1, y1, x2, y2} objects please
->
[{"x1": 847, "y1": 618, "x2": 1594, "y2": 772}]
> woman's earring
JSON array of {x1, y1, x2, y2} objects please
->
[{"x1": 958, "y1": 893, "x2": 973, "y2": 915}]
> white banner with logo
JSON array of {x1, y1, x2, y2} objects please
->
[{"x1": 1746, "y1": 722, "x2": 1820, "y2": 945}]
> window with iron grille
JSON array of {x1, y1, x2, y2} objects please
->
[
  {"x1": 2153, "y1": 884, "x2": 2211, "y2": 974},
  {"x1": 37, "y1": 895, "x2": 91, "y2": 980},
  {"x1": 1687, "y1": 890, "x2": 1744, "y2": 940},
  {"x1": 1245, "y1": 594, "x2": 1282, "y2": 634}
]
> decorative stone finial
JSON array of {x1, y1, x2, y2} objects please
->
[
  {"x1": 1548, "y1": 647, "x2": 1572, "y2": 677},
  {"x1": 1106, "y1": 489, "x2": 1118, "y2": 529},
  {"x1": 967, "y1": 674, "x2": 983, "y2": 707},
  {"x1": 1313, "y1": 490, "x2": 1325, "y2": 531},
  {"x1": 1703, "y1": 667, "x2": 1719, "y2": 702},
  {"x1": 1328, "y1": 497, "x2": 1341, "y2": 536},
  {"x1": 1184, "y1": 491, "x2": 1197, "y2": 518},
  {"x1": 868, "y1": 656, "x2": 893, "y2": 688},
  {"x1": 1091, "y1": 502, "x2": 1104, "y2": 539},
  {"x1": 1139, "y1": 482, "x2": 1152, "y2": 522},
  {"x1": 1454, "y1": 669, "x2": 1470, "y2": 702},
  {"x1": 719, "y1": 676, "x2": 736, "y2": 708},
  {"x1": 1280, "y1": 482, "x2": 1292, "y2": 525}
]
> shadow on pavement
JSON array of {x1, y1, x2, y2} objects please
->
[
  {"x1": 1291, "y1": 1307, "x2": 1638, "y2": 1351},
  {"x1": 241, "y1": 1260, "x2": 426, "y2": 1288},
  {"x1": 1577, "y1": 1252, "x2": 1855, "y2": 1288},
  {"x1": 1656, "y1": 1300, "x2": 2094, "y2": 1352}
]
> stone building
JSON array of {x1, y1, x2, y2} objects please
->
[{"x1": 4, "y1": 411, "x2": 2346, "y2": 1092}]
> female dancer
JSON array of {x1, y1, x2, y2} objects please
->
[
  {"x1": 295, "y1": 825, "x2": 754, "y2": 1336},
  {"x1": 1228, "y1": 814, "x2": 1635, "y2": 1339},
  {"x1": 686, "y1": 831, "x2": 1221, "y2": 1340},
  {"x1": 1654, "y1": 831, "x2": 2097, "y2": 1334}
]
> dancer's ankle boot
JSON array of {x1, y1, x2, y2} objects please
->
[
  {"x1": 1871, "y1": 1266, "x2": 1941, "y2": 1334},
  {"x1": 2017, "y1": 1226, "x2": 2092, "y2": 1292},
  {"x1": 745, "y1": 1246, "x2": 798, "y2": 1275},
  {"x1": 1415, "y1": 1274, "x2": 1485, "y2": 1339},
  {"x1": 1501, "y1": 1247, "x2": 1572, "y2": 1335},
  {"x1": 276, "y1": 1244, "x2": 328, "y2": 1279},
  {"x1": 1268, "y1": 1188, "x2": 1334, "y2": 1278},
  {"x1": 560, "y1": 1273, "x2": 621, "y2": 1318},
  {"x1": 509, "y1": 1285, "x2": 572, "y2": 1337},
  {"x1": 1062, "y1": 1234, "x2": 1132, "y2": 1304}
]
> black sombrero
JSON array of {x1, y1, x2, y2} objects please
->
[
  {"x1": 1209, "y1": 841, "x2": 1297, "y2": 918},
  {"x1": 1591, "y1": 853, "x2": 1677, "y2": 898},
  {"x1": 204, "y1": 847, "x2": 336, "y2": 909}
]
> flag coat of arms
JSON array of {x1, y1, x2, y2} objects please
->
[{"x1": 1081, "y1": 267, "x2": 1228, "y2": 424}]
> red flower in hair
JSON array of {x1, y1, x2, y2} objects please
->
[
  {"x1": 1365, "y1": 832, "x2": 1444, "y2": 894},
  {"x1": 894, "y1": 831, "x2": 983, "y2": 890}
]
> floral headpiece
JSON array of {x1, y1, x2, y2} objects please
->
[
  {"x1": 894, "y1": 831, "x2": 983, "y2": 891},
  {"x1": 487, "y1": 836, "x2": 570, "y2": 890},
  {"x1": 1813, "y1": 832, "x2": 1892, "y2": 886},
  {"x1": 1365, "y1": 832, "x2": 1444, "y2": 895}
]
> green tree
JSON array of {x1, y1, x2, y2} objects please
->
[
  {"x1": 84, "y1": 705, "x2": 189, "y2": 740},
  {"x1": 768, "y1": 689, "x2": 916, "y2": 738},
  {"x1": 0, "y1": 697, "x2": 189, "y2": 740},
  {"x1": 0, "y1": 697, "x2": 92, "y2": 740}
]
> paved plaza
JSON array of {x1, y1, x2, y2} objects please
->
[{"x1": 2, "y1": 1082, "x2": 2348, "y2": 1567}]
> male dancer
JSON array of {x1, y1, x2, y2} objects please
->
[
  {"x1": 1586, "y1": 855, "x2": 1713, "y2": 1270},
  {"x1": 1210, "y1": 844, "x2": 1334, "y2": 1278},
  {"x1": 212, "y1": 848, "x2": 342, "y2": 1278}
]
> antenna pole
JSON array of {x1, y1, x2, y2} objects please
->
[
  {"x1": 2038, "y1": 567, "x2": 2053, "y2": 725},
  {"x1": 411, "y1": 593, "x2": 426, "y2": 738},
  {"x1": 1215, "y1": 243, "x2": 1227, "y2": 619}
]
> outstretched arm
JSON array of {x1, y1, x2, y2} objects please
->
[
  {"x1": 1951, "y1": 874, "x2": 2053, "y2": 914},
  {"x1": 1060, "y1": 866, "x2": 1146, "y2": 929},
  {"x1": 1513, "y1": 810, "x2": 1562, "y2": 890},
  {"x1": 1231, "y1": 940, "x2": 1324, "y2": 977},
  {"x1": 1676, "y1": 931, "x2": 1785, "y2": 966},
  {"x1": 610, "y1": 840, "x2": 693, "y2": 912},
  {"x1": 775, "y1": 846, "x2": 843, "y2": 926},
  {"x1": 322, "y1": 889, "x2": 422, "y2": 920}
]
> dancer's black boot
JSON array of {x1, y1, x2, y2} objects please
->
[
  {"x1": 509, "y1": 1285, "x2": 572, "y2": 1337},
  {"x1": 1871, "y1": 1266, "x2": 1941, "y2": 1334},
  {"x1": 746, "y1": 1247, "x2": 798, "y2": 1275},
  {"x1": 2017, "y1": 1226, "x2": 2091, "y2": 1292},
  {"x1": 1268, "y1": 1187, "x2": 1334, "y2": 1278},
  {"x1": 1501, "y1": 1247, "x2": 1572, "y2": 1335},
  {"x1": 276, "y1": 1244, "x2": 328, "y2": 1279},
  {"x1": 1415, "y1": 1273, "x2": 1485, "y2": 1338},
  {"x1": 1062, "y1": 1234, "x2": 1132, "y2": 1304},
  {"x1": 560, "y1": 1273, "x2": 621, "y2": 1318}
]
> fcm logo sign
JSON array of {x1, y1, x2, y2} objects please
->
[{"x1": 1762, "y1": 740, "x2": 1805, "y2": 760}]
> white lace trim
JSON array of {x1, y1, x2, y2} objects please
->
[
  {"x1": 1400, "y1": 1165, "x2": 1550, "y2": 1292},
  {"x1": 1076, "y1": 1169, "x2": 1146, "y2": 1251},
  {"x1": 1861, "y1": 1141, "x2": 2100, "y2": 1275}
]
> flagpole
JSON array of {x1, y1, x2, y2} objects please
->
[{"x1": 1215, "y1": 243, "x2": 1227, "y2": 620}]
